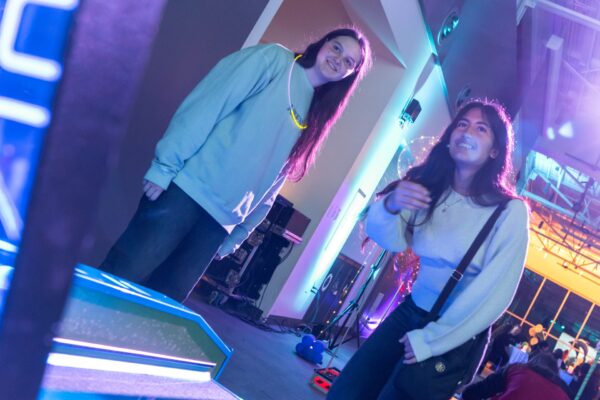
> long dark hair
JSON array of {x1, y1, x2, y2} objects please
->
[
  {"x1": 285, "y1": 27, "x2": 372, "y2": 181},
  {"x1": 382, "y1": 99, "x2": 518, "y2": 224}
]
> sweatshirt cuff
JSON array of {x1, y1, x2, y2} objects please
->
[
  {"x1": 406, "y1": 329, "x2": 432, "y2": 362},
  {"x1": 217, "y1": 226, "x2": 248, "y2": 257},
  {"x1": 366, "y1": 198, "x2": 401, "y2": 226},
  {"x1": 364, "y1": 199, "x2": 410, "y2": 253},
  {"x1": 144, "y1": 163, "x2": 175, "y2": 190},
  {"x1": 217, "y1": 239, "x2": 235, "y2": 258}
]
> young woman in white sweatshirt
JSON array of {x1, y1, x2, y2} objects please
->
[
  {"x1": 99, "y1": 28, "x2": 371, "y2": 302},
  {"x1": 328, "y1": 99, "x2": 529, "y2": 400}
]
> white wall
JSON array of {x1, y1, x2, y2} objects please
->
[
  {"x1": 335, "y1": 65, "x2": 452, "y2": 324},
  {"x1": 342, "y1": 65, "x2": 452, "y2": 266},
  {"x1": 260, "y1": 0, "x2": 453, "y2": 320},
  {"x1": 264, "y1": 56, "x2": 404, "y2": 318}
]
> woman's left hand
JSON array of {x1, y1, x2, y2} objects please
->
[{"x1": 399, "y1": 334, "x2": 417, "y2": 364}]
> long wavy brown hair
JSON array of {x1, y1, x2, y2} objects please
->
[
  {"x1": 382, "y1": 99, "x2": 519, "y2": 226},
  {"x1": 285, "y1": 27, "x2": 372, "y2": 181}
]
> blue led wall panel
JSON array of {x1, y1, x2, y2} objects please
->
[{"x1": 0, "y1": 0, "x2": 78, "y2": 253}]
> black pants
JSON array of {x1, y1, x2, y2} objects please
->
[
  {"x1": 100, "y1": 184, "x2": 227, "y2": 302},
  {"x1": 327, "y1": 296, "x2": 430, "y2": 399}
]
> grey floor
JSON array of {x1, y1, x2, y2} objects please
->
[{"x1": 185, "y1": 294, "x2": 359, "y2": 400}]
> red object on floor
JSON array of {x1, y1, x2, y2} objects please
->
[{"x1": 310, "y1": 367, "x2": 341, "y2": 394}]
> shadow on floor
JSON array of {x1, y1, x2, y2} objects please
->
[{"x1": 185, "y1": 294, "x2": 359, "y2": 400}]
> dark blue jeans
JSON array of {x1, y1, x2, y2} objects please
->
[
  {"x1": 100, "y1": 184, "x2": 227, "y2": 302},
  {"x1": 327, "y1": 296, "x2": 429, "y2": 400}
]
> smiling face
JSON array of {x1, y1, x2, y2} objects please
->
[
  {"x1": 314, "y1": 35, "x2": 362, "y2": 83},
  {"x1": 449, "y1": 107, "x2": 499, "y2": 172}
]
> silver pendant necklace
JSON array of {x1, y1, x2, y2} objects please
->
[{"x1": 440, "y1": 196, "x2": 463, "y2": 213}]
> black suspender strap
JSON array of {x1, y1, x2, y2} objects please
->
[{"x1": 427, "y1": 200, "x2": 510, "y2": 321}]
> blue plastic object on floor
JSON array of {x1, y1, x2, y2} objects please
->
[{"x1": 295, "y1": 334, "x2": 327, "y2": 364}]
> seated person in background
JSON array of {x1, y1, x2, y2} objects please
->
[
  {"x1": 569, "y1": 362, "x2": 600, "y2": 400},
  {"x1": 462, "y1": 352, "x2": 571, "y2": 400},
  {"x1": 487, "y1": 323, "x2": 522, "y2": 368},
  {"x1": 530, "y1": 340, "x2": 551, "y2": 358},
  {"x1": 553, "y1": 348, "x2": 566, "y2": 370}
]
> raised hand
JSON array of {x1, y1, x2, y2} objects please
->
[{"x1": 384, "y1": 181, "x2": 431, "y2": 213}]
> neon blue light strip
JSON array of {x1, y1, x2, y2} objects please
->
[{"x1": 47, "y1": 353, "x2": 213, "y2": 382}]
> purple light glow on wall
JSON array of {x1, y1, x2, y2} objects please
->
[{"x1": 358, "y1": 250, "x2": 420, "y2": 338}]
